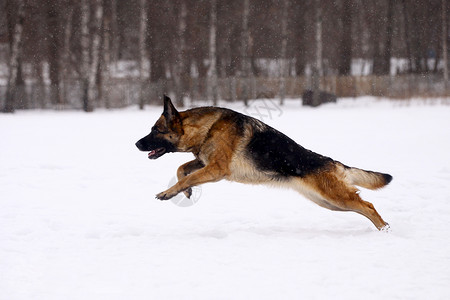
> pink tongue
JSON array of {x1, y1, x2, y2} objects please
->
[{"x1": 148, "y1": 150, "x2": 156, "y2": 157}]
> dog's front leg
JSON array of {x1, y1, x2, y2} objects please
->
[
  {"x1": 156, "y1": 163, "x2": 227, "y2": 200},
  {"x1": 177, "y1": 159, "x2": 205, "y2": 198}
]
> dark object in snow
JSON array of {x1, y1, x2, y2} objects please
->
[{"x1": 302, "y1": 89, "x2": 337, "y2": 107}]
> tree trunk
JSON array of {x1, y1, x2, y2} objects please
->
[
  {"x1": 443, "y1": 0, "x2": 449, "y2": 89},
  {"x1": 175, "y1": 0, "x2": 187, "y2": 107},
  {"x1": 226, "y1": 28, "x2": 240, "y2": 78},
  {"x1": 61, "y1": 3, "x2": 74, "y2": 109},
  {"x1": 410, "y1": 3, "x2": 423, "y2": 73},
  {"x1": 401, "y1": 0, "x2": 413, "y2": 73},
  {"x1": 383, "y1": 0, "x2": 394, "y2": 75},
  {"x1": 279, "y1": 0, "x2": 289, "y2": 105},
  {"x1": 15, "y1": 57, "x2": 26, "y2": 109},
  {"x1": 86, "y1": 0, "x2": 103, "y2": 112},
  {"x1": 338, "y1": 0, "x2": 352, "y2": 76},
  {"x1": 138, "y1": 0, "x2": 148, "y2": 110},
  {"x1": 372, "y1": 38, "x2": 383, "y2": 75},
  {"x1": 372, "y1": 1, "x2": 391, "y2": 75},
  {"x1": 293, "y1": 0, "x2": 306, "y2": 76},
  {"x1": 241, "y1": 0, "x2": 250, "y2": 106},
  {"x1": 312, "y1": 0, "x2": 322, "y2": 107},
  {"x1": 46, "y1": 0, "x2": 62, "y2": 108},
  {"x1": 3, "y1": 0, "x2": 25, "y2": 113},
  {"x1": 102, "y1": 0, "x2": 112, "y2": 109},
  {"x1": 150, "y1": 48, "x2": 165, "y2": 83},
  {"x1": 32, "y1": 60, "x2": 45, "y2": 109},
  {"x1": 80, "y1": 0, "x2": 91, "y2": 112},
  {"x1": 110, "y1": 0, "x2": 119, "y2": 66},
  {"x1": 29, "y1": 5, "x2": 45, "y2": 109},
  {"x1": 80, "y1": 0, "x2": 103, "y2": 112},
  {"x1": 208, "y1": 0, "x2": 218, "y2": 105}
]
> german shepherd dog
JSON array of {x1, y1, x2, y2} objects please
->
[{"x1": 136, "y1": 95, "x2": 392, "y2": 230}]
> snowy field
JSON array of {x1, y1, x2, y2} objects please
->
[{"x1": 1, "y1": 97, "x2": 450, "y2": 300}]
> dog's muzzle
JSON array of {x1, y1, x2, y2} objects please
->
[{"x1": 135, "y1": 140, "x2": 146, "y2": 151}]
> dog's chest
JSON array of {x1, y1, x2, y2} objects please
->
[{"x1": 227, "y1": 153, "x2": 272, "y2": 184}]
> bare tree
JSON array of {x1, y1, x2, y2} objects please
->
[
  {"x1": 443, "y1": 0, "x2": 448, "y2": 88},
  {"x1": 370, "y1": 1, "x2": 388, "y2": 75},
  {"x1": 80, "y1": 0, "x2": 91, "y2": 111},
  {"x1": 312, "y1": 0, "x2": 322, "y2": 107},
  {"x1": 399, "y1": 0, "x2": 411, "y2": 72},
  {"x1": 138, "y1": 0, "x2": 147, "y2": 110},
  {"x1": 3, "y1": 0, "x2": 25, "y2": 113},
  {"x1": 80, "y1": 0, "x2": 103, "y2": 112},
  {"x1": 61, "y1": 1, "x2": 74, "y2": 108},
  {"x1": 383, "y1": 0, "x2": 394, "y2": 76},
  {"x1": 87, "y1": 0, "x2": 103, "y2": 111},
  {"x1": 110, "y1": 0, "x2": 119, "y2": 66},
  {"x1": 208, "y1": 0, "x2": 218, "y2": 105},
  {"x1": 279, "y1": 0, "x2": 289, "y2": 105},
  {"x1": 101, "y1": 0, "x2": 113, "y2": 109},
  {"x1": 241, "y1": 0, "x2": 250, "y2": 106},
  {"x1": 174, "y1": 0, "x2": 187, "y2": 107},
  {"x1": 407, "y1": 1, "x2": 425, "y2": 73},
  {"x1": 148, "y1": 0, "x2": 170, "y2": 95},
  {"x1": 27, "y1": 1, "x2": 46, "y2": 109},
  {"x1": 370, "y1": 0, "x2": 393, "y2": 75},
  {"x1": 338, "y1": 0, "x2": 353, "y2": 76},
  {"x1": 46, "y1": 0, "x2": 63, "y2": 108},
  {"x1": 292, "y1": 0, "x2": 307, "y2": 76}
]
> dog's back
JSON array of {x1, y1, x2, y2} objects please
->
[{"x1": 203, "y1": 108, "x2": 392, "y2": 190}]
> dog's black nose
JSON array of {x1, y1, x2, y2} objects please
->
[{"x1": 135, "y1": 140, "x2": 144, "y2": 150}]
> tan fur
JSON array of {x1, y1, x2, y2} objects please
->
[
  {"x1": 343, "y1": 166, "x2": 388, "y2": 190},
  {"x1": 293, "y1": 165, "x2": 388, "y2": 229},
  {"x1": 147, "y1": 98, "x2": 390, "y2": 231},
  {"x1": 178, "y1": 111, "x2": 222, "y2": 154},
  {"x1": 155, "y1": 110, "x2": 239, "y2": 200}
]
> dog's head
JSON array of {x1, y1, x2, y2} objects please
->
[{"x1": 135, "y1": 95, "x2": 184, "y2": 159}]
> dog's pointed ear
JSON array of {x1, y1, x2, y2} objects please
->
[{"x1": 162, "y1": 95, "x2": 181, "y2": 123}]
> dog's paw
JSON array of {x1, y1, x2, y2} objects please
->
[
  {"x1": 183, "y1": 188, "x2": 192, "y2": 199},
  {"x1": 155, "y1": 190, "x2": 175, "y2": 201},
  {"x1": 380, "y1": 223, "x2": 391, "y2": 233}
]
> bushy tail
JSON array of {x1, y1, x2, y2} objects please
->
[{"x1": 344, "y1": 166, "x2": 393, "y2": 190}]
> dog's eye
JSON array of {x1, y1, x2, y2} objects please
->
[{"x1": 152, "y1": 127, "x2": 167, "y2": 134}]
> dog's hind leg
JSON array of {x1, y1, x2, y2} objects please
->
[
  {"x1": 334, "y1": 193, "x2": 388, "y2": 230},
  {"x1": 303, "y1": 173, "x2": 389, "y2": 230},
  {"x1": 177, "y1": 159, "x2": 205, "y2": 198}
]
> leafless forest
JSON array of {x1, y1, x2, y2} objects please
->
[{"x1": 0, "y1": 0, "x2": 449, "y2": 112}]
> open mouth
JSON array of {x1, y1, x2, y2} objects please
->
[{"x1": 148, "y1": 147, "x2": 166, "y2": 159}]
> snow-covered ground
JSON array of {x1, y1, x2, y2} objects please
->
[{"x1": 1, "y1": 97, "x2": 450, "y2": 300}]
